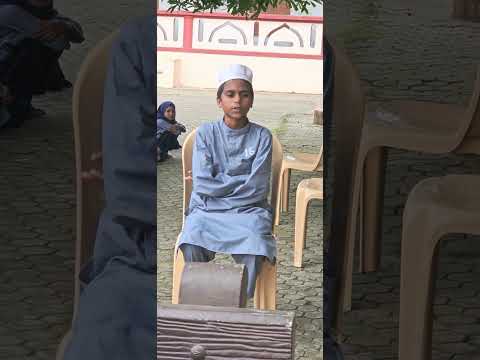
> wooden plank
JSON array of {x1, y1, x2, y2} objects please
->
[{"x1": 157, "y1": 304, "x2": 295, "y2": 359}]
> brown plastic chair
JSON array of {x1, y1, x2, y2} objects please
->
[
  {"x1": 55, "y1": 31, "x2": 118, "y2": 360},
  {"x1": 293, "y1": 177, "x2": 323, "y2": 268},
  {"x1": 398, "y1": 174, "x2": 480, "y2": 360},
  {"x1": 172, "y1": 129, "x2": 283, "y2": 310},
  {"x1": 274, "y1": 146, "x2": 323, "y2": 226},
  {"x1": 342, "y1": 65, "x2": 480, "y2": 312}
]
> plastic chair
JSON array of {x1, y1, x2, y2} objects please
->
[
  {"x1": 293, "y1": 177, "x2": 323, "y2": 268},
  {"x1": 342, "y1": 65, "x2": 480, "y2": 312},
  {"x1": 398, "y1": 174, "x2": 480, "y2": 360},
  {"x1": 55, "y1": 31, "x2": 118, "y2": 360},
  {"x1": 274, "y1": 146, "x2": 323, "y2": 226},
  {"x1": 171, "y1": 129, "x2": 283, "y2": 310},
  {"x1": 322, "y1": 39, "x2": 366, "y2": 335}
]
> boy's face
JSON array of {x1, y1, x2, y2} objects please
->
[
  {"x1": 164, "y1": 106, "x2": 175, "y2": 121},
  {"x1": 217, "y1": 79, "x2": 253, "y2": 121}
]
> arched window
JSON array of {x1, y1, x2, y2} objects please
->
[
  {"x1": 264, "y1": 23, "x2": 304, "y2": 48},
  {"x1": 208, "y1": 21, "x2": 247, "y2": 45}
]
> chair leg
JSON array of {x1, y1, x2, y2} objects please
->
[
  {"x1": 275, "y1": 166, "x2": 286, "y2": 226},
  {"x1": 361, "y1": 147, "x2": 387, "y2": 273},
  {"x1": 56, "y1": 329, "x2": 72, "y2": 360},
  {"x1": 172, "y1": 247, "x2": 185, "y2": 304},
  {"x1": 254, "y1": 260, "x2": 276, "y2": 310},
  {"x1": 294, "y1": 187, "x2": 308, "y2": 268},
  {"x1": 281, "y1": 168, "x2": 291, "y2": 213},
  {"x1": 399, "y1": 205, "x2": 441, "y2": 360},
  {"x1": 342, "y1": 146, "x2": 369, "y2": 313}
]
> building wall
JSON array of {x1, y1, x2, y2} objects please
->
[
  {"x1": 158, "y1": 51, "x2": 323, "y2": 94},
  {"x1": 157, "y1": 8, "x2": 323, "y2": 94}
]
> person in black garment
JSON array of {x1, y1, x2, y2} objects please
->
[{"x1": 0, "y1": 0, "x2": 84, "y2": 129}]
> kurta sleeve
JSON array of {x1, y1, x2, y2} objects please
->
[
  {"x1": 192, "y1": 128, "x2": 244, "y2": 198},
  {"x1": 192, "y1": 126, "x2": 272, "y2": 206}
]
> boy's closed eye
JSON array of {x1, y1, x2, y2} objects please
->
[{"x1": 224, "y1": 91, "x2": 250, "y2": 98}]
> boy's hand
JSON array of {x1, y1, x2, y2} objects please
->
[
  {"x1": 33, "y1": 21, "x2": 68, "y2": 41},
  {"x1": 185, "y1": 170, "x2": 192, "y2": 181},
  {"x1": 81, "y1": 152, "x2": 103, "y2": 182}
]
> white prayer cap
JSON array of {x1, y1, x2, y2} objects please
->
[{"x1": 217, "y1": 64, "x2": 253, "y2": 88}]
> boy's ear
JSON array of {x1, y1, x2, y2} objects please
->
[{"x1": 217, "y1": 98, "x2": 222, "y2": 108}]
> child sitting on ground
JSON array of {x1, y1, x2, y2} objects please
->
[
  {"x1": 177, "y1": 64, "x2": 275, "y2": 299},
  {"x1": 156, "y1": 100, "x2": 186, "y2": 162}
]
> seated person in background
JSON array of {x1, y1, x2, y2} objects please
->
[
  {"x1": 156, "y1": 100, "x2": 186, "y2": 162},
  {"x1": 0, "y1": 0, "x2": 84, "y2": 129},
  {"x1": 178, "y1": 64, "x2": 275, "y2": 299}
]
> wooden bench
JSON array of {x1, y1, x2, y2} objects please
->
[{"x1": 157, "y1": 304, "x2": 295, "y2": 359}]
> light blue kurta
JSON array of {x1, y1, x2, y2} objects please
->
[{"x1": 178, "y1": 120, "x2": 276, "y2": 262}]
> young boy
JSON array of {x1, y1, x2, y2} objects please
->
[
  {"x1": 178, "y1": 64, "x2": 275, "y2": 299},
  {"x1": 156, "y1": 100, "x2": 186, "y2": 162}
]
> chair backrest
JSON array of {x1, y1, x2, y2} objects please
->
[
  {"x1": 464, "y1": 65, "x2": 480, "y2": 138},
  {"x1": 326, "y1": 38, "x2": 366, "y2": 330},
  {"x1": 72, "y1": 31, "x2": 118, "y2": 316},
  {"x1": 181, "y1": 128, "x2": 283, "y2": 232}
]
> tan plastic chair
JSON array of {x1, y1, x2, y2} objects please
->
[
  {"x1": 342, "y1": 65, "x2": 480, "y2": 312},
  {"x1": 322, "y1": 38, "x2": 366, "y2": 335},
  {"x1": 55, "y1": 31, "x2": 118, "y2": 360},
  {"x1": 172, "y1": 129, "x2": 283, "y2": 310},
  {"x1": 293, "y1": 177, "x2": 323, "y2": 268},
  {"x1": 398, "y1": 174, "x2": 480, "y2": 360},
  {"x1": 274, "y1": 147, "x2": 323, "y2": 226}
]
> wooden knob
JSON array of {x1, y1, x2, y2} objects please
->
[{"x1": 190, "y1": 344, "x2": 206, "y2": 359}]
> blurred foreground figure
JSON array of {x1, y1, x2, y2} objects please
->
[
  {"x1": 63, "y1": 16, "x2": 156, "y2": 360},
  {"x1": 323, "y1": 37, "x2": 345, "y2": 360}
]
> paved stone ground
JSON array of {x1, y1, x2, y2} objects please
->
[
  {"x1": 0, "y1": 2, "x2": 151, "y2": 359},
  {"x1": 156, "y1": 88, "x2": 323, "y2": 359},
  {"x1": 328, "y1": 0, "x2": 480, "y2": 359},
  {"x1": 1, "y1": 0, "x2": 479, "y2": 358}
]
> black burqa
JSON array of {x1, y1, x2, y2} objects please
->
[{"x1": 63, "y1": 17, "x2": 157, "y2": 359}]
